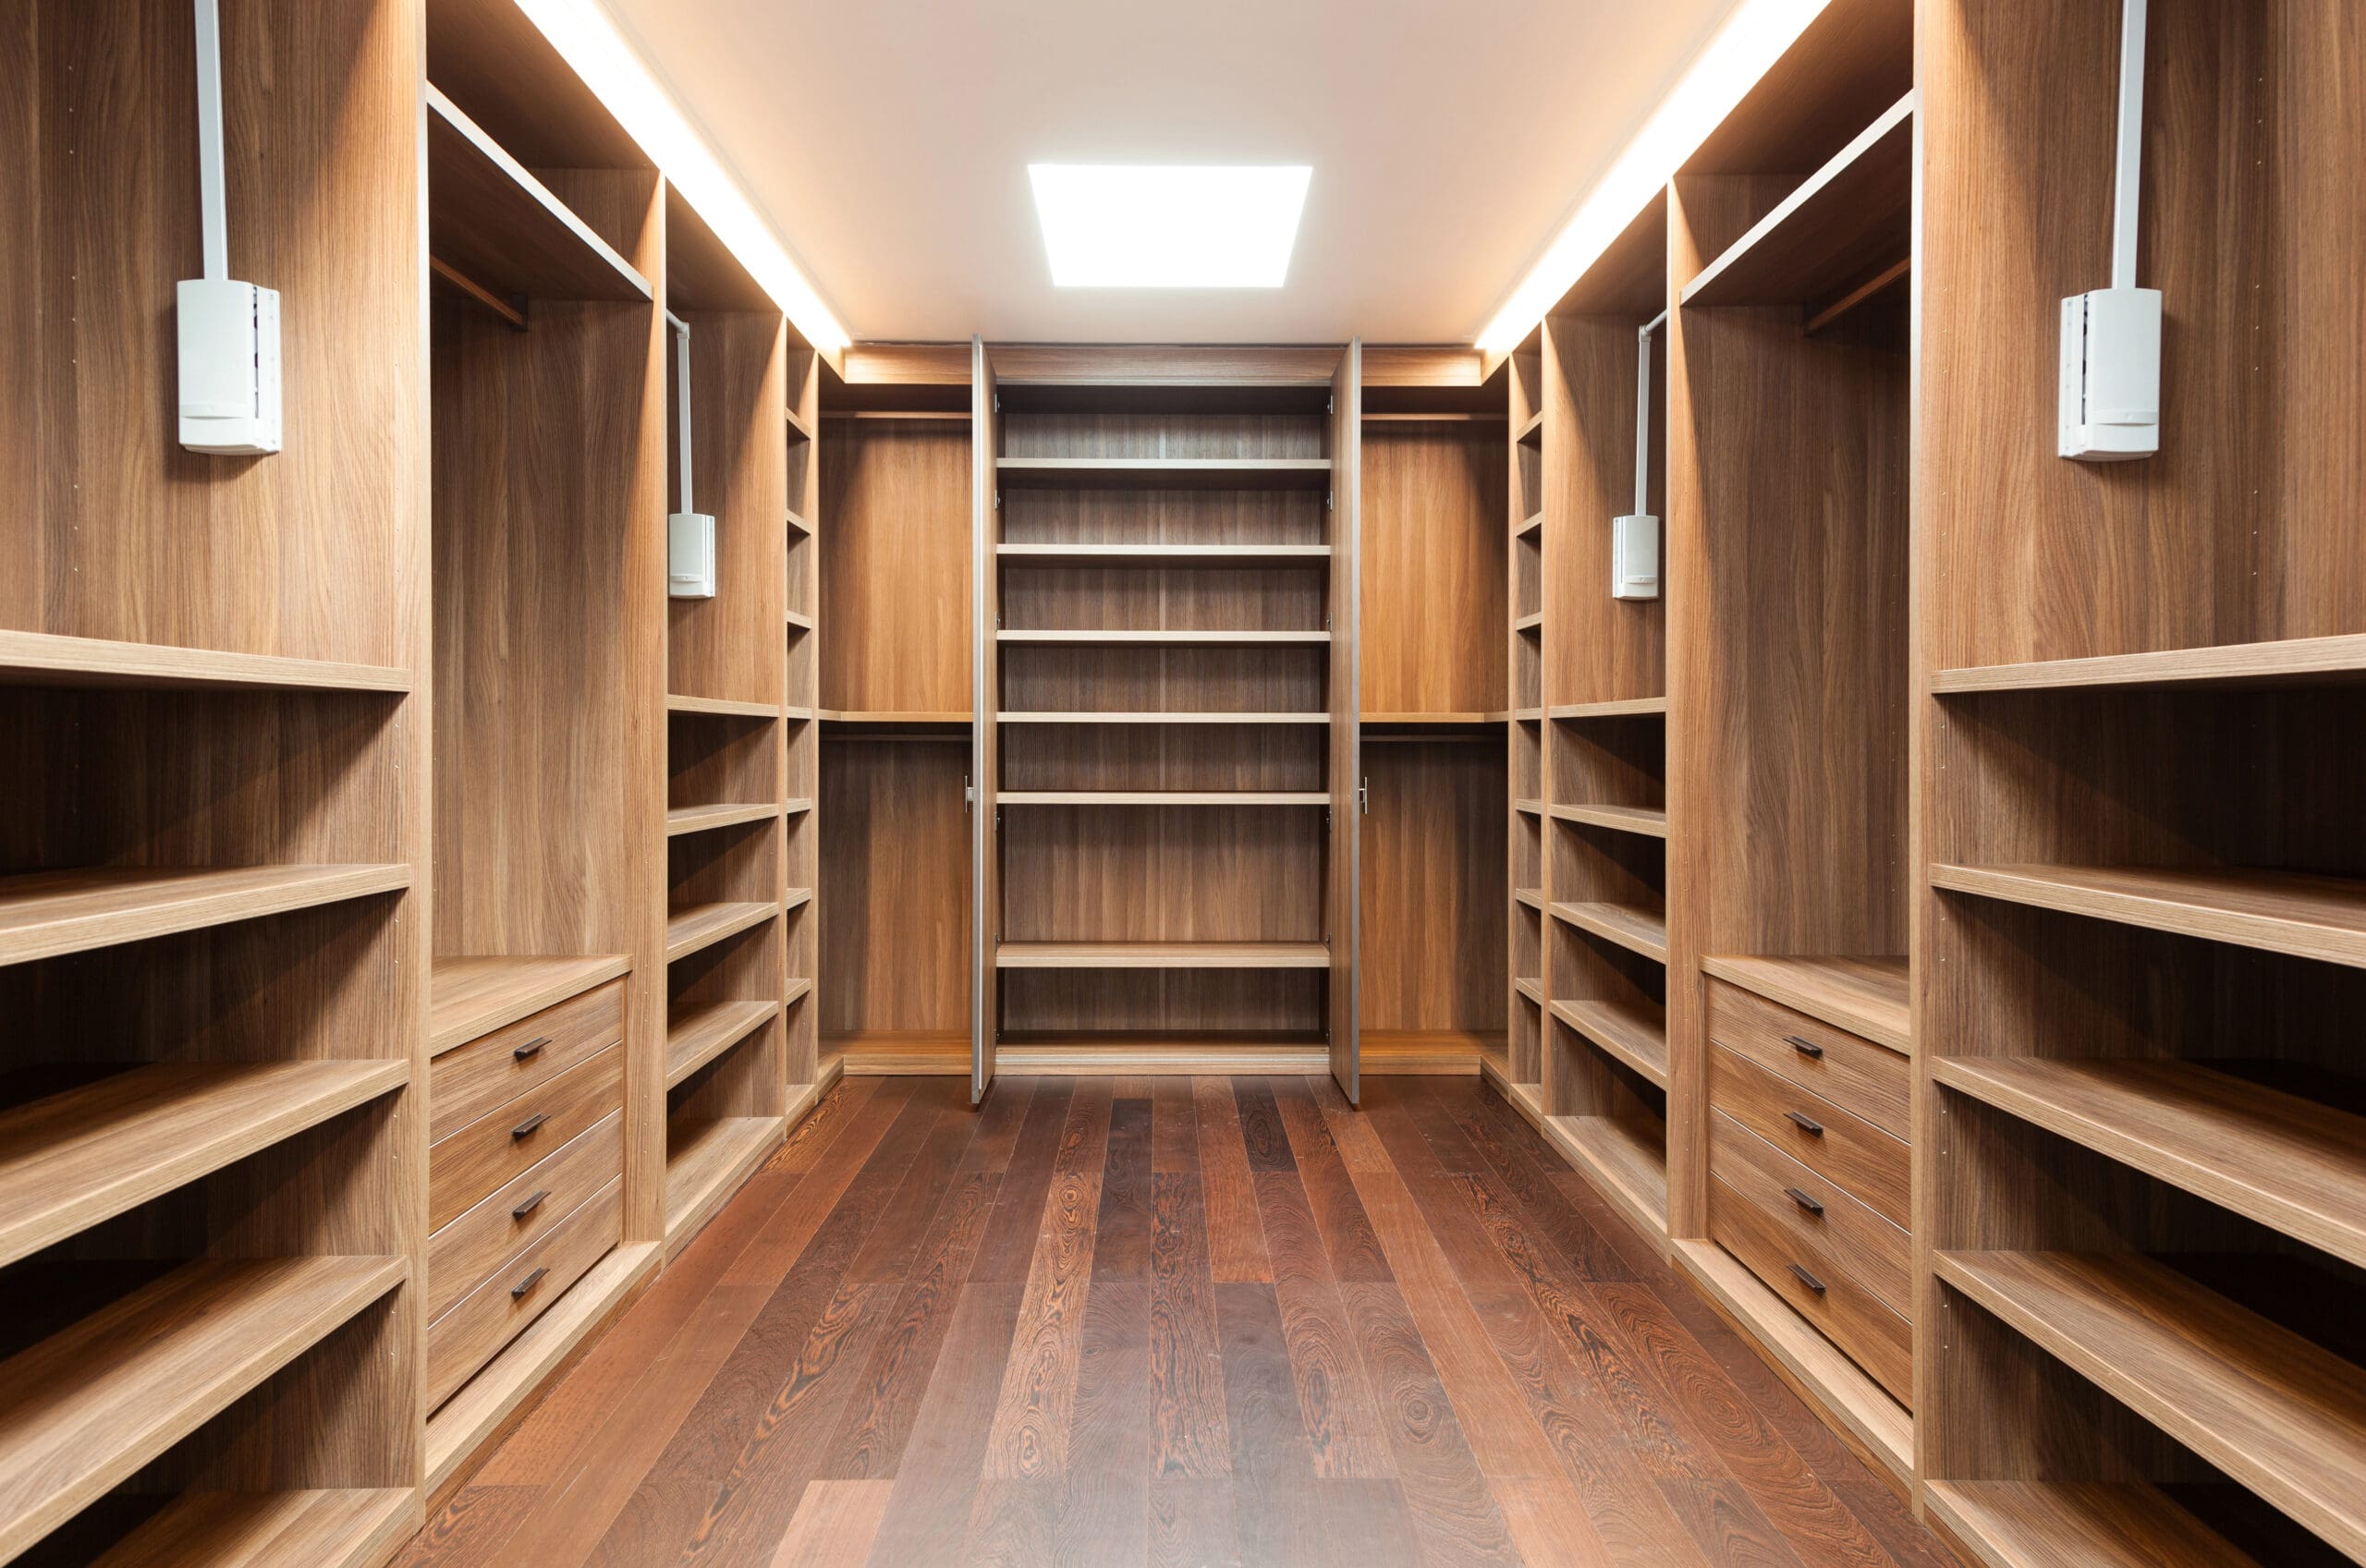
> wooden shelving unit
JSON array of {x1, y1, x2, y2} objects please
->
[
  {"x1": 0, "y1": 866, "x2": 412, "y2": 968},
  {"x1": 972, "y1": 346, "x2": 1362, "y2": 1098}
]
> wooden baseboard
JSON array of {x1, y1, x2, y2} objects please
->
[{"x1": 1361, "y1": 1028, "x2": 1501, "y2": 1075}]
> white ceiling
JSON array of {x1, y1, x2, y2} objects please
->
[{"x1": 604, "y1": 0, "x2": 1737, "y2": 344}]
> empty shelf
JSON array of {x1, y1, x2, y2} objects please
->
[
  {"x1": 785, "y1": 609, "x2": 814, "y2": 631},
  {"x1": 1550, "y1": 697, "x2": 1665, "y2": 720},
  {"x1": 1924, "y1": 1481, "x2": 2259, "y2": 1568},
  {"x1": 424, "y1": 87, "x2": 649, "y2": 304},
  {"x1": 1549, "y1": 997, "x2": 1669, "y2": 1088},
  {"x1": 818, "y1": 710, "x2": 971, "y2": 724},
  {"x1": 664, "y1": 900, "x2": 777, "y2": 963},
  {"x1": 665, "y1": 802, "x2": 778, "y2": 837},
  {"x1": 429, "y1": 954, "x2": 628, "y2": 1055},
  {"x1": 0, "y1": 1255, "x2": 406, "y2": 1562},
  {"x1": 1362, "y1": 711, "x2": 1511, "y2": 725},
  {"x1": 665, "y1": 1116, "x2": 785, "y2": 1249},
  {"x1": 666, "y1": 692, "x2": 777, "y2": 720},
  {"x1": 1701, "y1": 954, "x2": 1909, "y2": 1053},
  {"x1": 996, "y1": 629, "x2": 1331, "y2": 646},
  {"x1": 1936, "y1": 1248, "x2": 2366, "y2": 1561},
  {"x1": 995, "y1": 942, "x2": 1330, "y2": 970},
  {"x1": 786, "y1": 507, "x2": 812, "y2": 536},
  {"x1": 0, "y1": 630, "x2": 410, "y2": 695},
  {"x1": 996, "y1": 543, "x2": 1333, "y2": 567},
  {"x1": 1556, "y1": 1113, "x2": 1668, "y2": 1237},
  {"x1": 0, "y1": 865, "x2": 411, "y2": 969},
  {"x1": 665, "y1": 999, "x2": 778, "y2": 1088},
  {"x1": 1682, "y1": 91, "x2": 1914, "y2": 309},
  {"x1": 999, "y1": 711, "x2": 1331, "y2": 725},
  {"x1": 1515, "y1": 409, "x2": 1544, "y2": 445},
  {"x1": 996, "y1": 791, "x2": 1328, "y2": 807},
  {"x1": 785, "y1": 406, "x2": 814, "y2": 444},
  {"x1": 785, "y1": 887, "x2": 814, "y2": 912},
  {"x1": 87, "y1": 1488, "x2": 416, "y2": 1568},
  {"x1": 1550, "y1": 803, "x2": 1668, "y2": 838},
  {"x1": 1514, "y1": 977, "x2": 1544, "y2": 1005},
  {"x1": 1930, "y1": 864, "x2": 2366, "y2": 968},
  {"x1": 1935, "y1": 632, "x2": 2366, "y2": 695},
  {"x1": 1934, "y1": 1055, "x2": 2366, "y2": 1270},
  {"x1": 1513, "y1": 887, "x2": 1544, "y2": 912},
  {"x1": 0, "y1": 1061, "x2": 409, "y2": 1269},
  {"x1": 1515, "y1": 510, "x2": 1543, "y2": 540},
  {"x1": 994, "y1": 457, "x2": 1332, "y2": 491},
  {"x1": 785, "y1": 797, "x2": 814, "y2": 815},
  {"x1": 786, "y1": 976, "x2": 812, "y2": 1006},
  {"x1": 1549, "y1": 899, "x2": 1669, "y2": 963},
  {"x1": 1512, "y1": 707, "x2": 1543, "y2": 722},
  {"x1": 1512, "y1": 798, "x2": 1543, "y2": 816}
]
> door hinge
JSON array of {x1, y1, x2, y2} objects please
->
[
  {"x1": 1326, "y1": 492, "x2": 1334, "y2": 512},
  {"x1": 994, "y1": 490, "x2": 1002, "y2": 510},
  {"x1": 1360, "y1": 776, "x2": 1370, "y2": 814},
  {"x1": 994, "y1": 392, "x2": 1001, "y2": 414},
  {"x1": 963, "y1": 773, "x2": 973, "y2": 812}
]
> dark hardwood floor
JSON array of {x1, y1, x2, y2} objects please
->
[{"x1": 398, "y1": 1075, "x2": 1959, "y2": 1567}]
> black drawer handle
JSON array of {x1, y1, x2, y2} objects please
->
[
  {"x1": 510, "y1": 1112, "x2": 548, "y2": 1140},
  {"x1": 512, "y1": 1189, "x2": 549, "y2": 1221},
  {"x1": 1785, "y1": 1186, "x2": 1825, "y2": 1216},
  {"x1": 511, "y1": 1267, "x2": 548, "y2": 1299},
  {"x1": 1787, "y1": 1262, "x2": 1827, "y2": 1295},
  {"x1": 513, "y1": 1036, "x2": 550, "y2": 1063},
  {"x1": 1785, "y1": 1110, "x2": 1824, "y2": 1136},
  {"x1": 1786, "y1": 1035, "x2": 1824, "y2": 1059}
]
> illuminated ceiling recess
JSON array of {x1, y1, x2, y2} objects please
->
[
  {"x1": 1029, "y1": 164, "x2": 1313, "y2": 288},
  {"x1": 1476, "y1": 0, "x2": 1835, "y2": 351},
  {"x1": 515, "y1": 0, "x2": 850, "y2": 353}
]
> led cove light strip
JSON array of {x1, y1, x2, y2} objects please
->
[
  {"x1": 515, "y1": 0, "x2": 849, "y2": 352},
  {"x1": 1476, "y1": 0, "x2": 1834, "y2": 350}
]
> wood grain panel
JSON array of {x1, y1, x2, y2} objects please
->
[
  {"x1": 822, "y1": 422, "x2": 971, "y2": 713},
  {"x1": 1360, "y1": 422, "x2": 1506, "y2": 714},
  {"x1": 819, "y1": 736, "x2": 970, "y2": 1036},
  {"x1": 1361, "y1": 741, "x2": 1507, "y2": 1033}
]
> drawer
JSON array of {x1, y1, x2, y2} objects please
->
[
  {"x1": 1706, "y1": 978, "x2": 1908, "y2": 1140},
  {"x1": 427, "y1": 1110, "x2": 622, "y2": 1321},
  {"x1": 428, "y1": 1173, "x2": 620, "y2": 1410},
  {"x1": 1711, "y1": 1045, "x2": 1909, "y2": 1226},
  {"x1": 1710, "y1": 1110, "x2": 1909, "y2": 1317},
  {"x1": 1710, "y1": 1173, "x2": 1911, "y2": 1406},
  {"x1": 429, "y1": 1043, "x2": 621, "y2": 1230},
  {"x1": 431, "y1": 978, "x2": 623, "y2": 1145}
]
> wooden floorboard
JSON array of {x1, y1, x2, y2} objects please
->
[{"x1": 401, "y1": 1074, "x2": 1959, "y2": 1567}]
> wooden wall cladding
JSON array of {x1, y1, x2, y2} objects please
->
[
  {"x1": 1360, "y1": 422, "x2": 1506, "y2": 715},
  {"x1": 1360, "y1": 740, "x2": 1506, "y2": 1032},
  {"x1": 1543, "y1": 312, "x2": 1665, "y2": 709},
  {"x1": 822, "y1": 422, "x2": 972, "y2": 713},
  {"x1": 667, "y1": 312, "x2": 788, "y2": 708},
  {"x1": 819, "y1": 735, "x2": 970, "y2": 1037}
]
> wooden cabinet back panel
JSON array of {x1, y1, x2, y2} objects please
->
[
  {"x1": 426, "y1": 1111, "x2": 622, "y2": 1320},
  {"x1": 430, "y1": 978, "x2": 624, "y2": 1144},
  {"x1": 1710, "y1": 1044, "x2": 1909, "y2": 1225},
  {"x1": 428, "y1": 1044, "x2": 622, "y2": 1230},
  {"x1": 1706, "y1": 977, "x2": 1908, "y2": 1138}
]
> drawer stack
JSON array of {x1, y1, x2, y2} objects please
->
[
  {"x1": 426, "y1": 978, "x2": 627, "y2": 1409},
  {"x1": 1704, "y1": 978, "x2": 1910, "y2": 1404}
]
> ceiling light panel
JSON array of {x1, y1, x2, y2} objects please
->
[{"x1": 1029, "y1": 164, "x2": 1311, "y2": 288}]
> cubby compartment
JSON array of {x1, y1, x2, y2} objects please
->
[
  {"x1": 1550, "y1": 711, "x2": 1666, "y2": 820},
  {"x1": 1547, "y1": 1007, "x2": 1670, "y2": 1242},
  {"x1": 665, "y1": 708, "x2": 782, "y2": 828},
  {"x1": 821, "y1": 407, "x2": 972, "y2": 721}
]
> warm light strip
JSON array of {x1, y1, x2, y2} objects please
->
[
  {"x1": 514, "y1": 0, "x2": 850, "y2": 352},
  {"x1": 1475, "y1": 0, "x2": 1834, "y2": 350}
]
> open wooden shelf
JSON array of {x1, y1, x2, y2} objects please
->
[
  {"x1": 1512, "y1": 798, "x2": 1543, "y2": 816},
  {"x1": 1512, "y1": 706, "x2": 1543, "y2": 722},
  {"x1": 995, "y1": 629, "x2": 1332, "y2": 647},
  {"x1": 424, "y1": 86, "x2": 648, "y2": 304},
  {"x1": 1923, "y1": 1480, "x2": 2259, "y2": 1568},
  {"x1": 663, "y1": 900, "x2": 777, "y2": 964},
  {"x1": 995, "y1": 543, "x2": 1333, "y2": 567},
  {"x1": 1701, "y1": 954, "x2": 1909, "y2": 1053},
  {"x1": 816, "y1": 709, "x2": 970, "y2": 724},
  {"x1": 0, "y1": 1061, "x2": 409, "y2": 1270},
  {"x1": 999, "y1": 711, "x2": 1332, "y2": 725},
  {"x1": 996, "y1": 790, "x2": 1328, "y2": 807},
  {"x1": 665, "y1": 999, "x2": 778, "y2": 1089},
  {"x1": 664, "y1": 802, "x2": 778, "y2": 838},
  {"x1": 786, "y1": 507, "x2": 812, "y2": 536},
  {"x1": 428, "y1": 954, "x2": 628, "y2": 1055},
  {"x1": 1362, "y1": 711, "x2": 1510, "y2": 725},
  {"x1": 786, "y1": 976, "x2": 812, "y2": 1006},
  {"x1": 1513, "y1": 977, "x2": 1544, "y2": 1005},
  {"x1": 1513, "y1": 887, "x2": 1543, "y2": 911},
  {"x1": 1931, "y1": 864, "x2": 2366, "y2": 968},
  {"x1": 1549, "y1": 697, "x2": 1666, "y2": 720},
  {"x1": 665, "y1": 692, "x2": 778, "y2": 720},
  {"x1": 0, "y1": 1255, "x2": 405, "y2": 1562},
  {"x1": 85, "y1": 1487, "x2": 416, "y2": 1568},
  {"x1": 1512, "y1": 612, "x2": 1543, "y2": 635},
  {"x1": 665, "y1": 1115, "x2": 784, "y2": 1255},
  {"x1": 1556, "y1": 1112, "x2": 1668, "y2": 1237},
  {"x1": 1683, "y1": 91, "x2": 1915, "y2": 309},
  {"x1": 1548, "y1": 898, "x2": 1670, "y2": 963},
  {"x1": 1935, "y1": 1248, "x2": 2366, "y2": 1561},
  {"x1": 994, "y1": 941, "x2": 1330, "y2": 970},
  {"x1": 1515, "y1": 510, "x2": 1543, "y2": 540},
  {"x1": 1933, "y1": 632, "x2": 2366, "y2": 696},
  {"x1": 1550, "y1": 802, "x2": 1668, "y2": 839},
  {"x1": 0, "y1": 630, "x2": 411, "y2": 695},
  {"x1": 785, "y1": 609, "x2": 813, "y2": 632},
  {"x1": 1550, "y1": 997, "x2": 1669, "y2": 1088},
  {"x1": 994, "y1": 456, "x2": 1333, "y2": 491},
  {"x1": 0, "y1": 866, "x2": 411, "y2": 969},
  {"x1": 1515, "y1": 409, "x2": 1544, "y2": 446},
  {"x1": 1933, "y1": 1056, "x2": 2366, "y2": 1270},
  {"x1": 785, "y1": 405, "x2": 814, "y2": 444}
]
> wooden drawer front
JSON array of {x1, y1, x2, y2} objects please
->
[
  {"x1": 427, "y1": 1111, "x2": 622, "y2": 1321},
  {"x1": 1710, "y1": 1173, "x2": 1912, "y2": 1406},
  {"x1": 431, "y1": 978, "x2": 623, "y2": 1144},
  {"x1": 429, "y1": 1044, "x2": 621, "y2": 1231},
  {"x1": 1711, "y1": 1045, "x2": 1909, "y2": 1226},
  {"x1": 1706, "y1": 978, "x2": 1908, "y2": 1140},
  {"x1": 1710, "y1": 1111, "x2": 1909, "y2": 1317},
  {"x1": 428, "y1": 1173, "x2": 620, "y2": 1409}
]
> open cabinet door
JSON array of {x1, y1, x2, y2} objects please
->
[
  {"x1": 1328, "y1": 342, "x2": 1362, "y2": 1101},
  {"x1": 971, "y1": 336, "x2": 1000, "y2": 1103}
]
